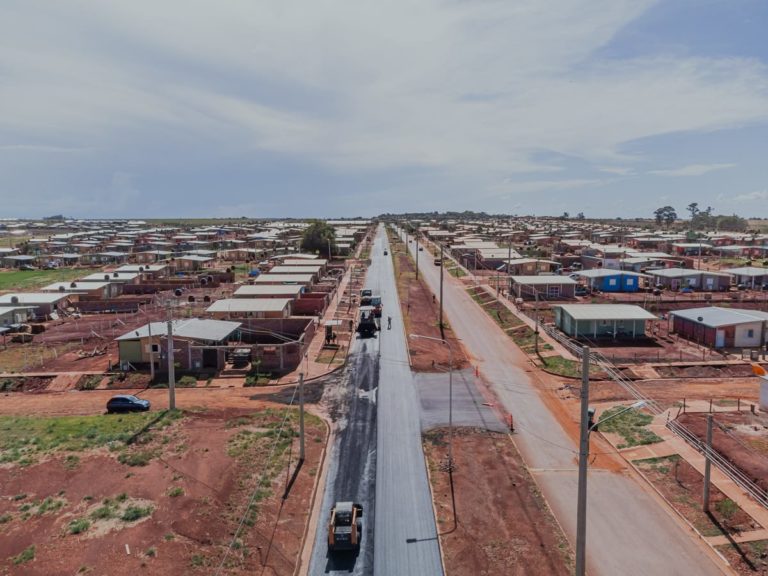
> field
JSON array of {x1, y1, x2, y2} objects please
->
[
  {"x1": 423, "y1": 427, "x2": 572, "y2": 576},
  {"x1": 0, "y1": 268, "x2": 92, "y2": 292},
  {"x1": 0, "y1": 406, "x2": 326, "y2": 575}
]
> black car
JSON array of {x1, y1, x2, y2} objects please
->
[{"x1": 106, "y1": 395, "x2": 150, "y2": 414}]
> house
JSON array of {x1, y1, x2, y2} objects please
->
[
  {"x1": 670, "y1": 307, "x2": 768, "y2": 349},
  {"x1": 206, "y1": 298, "x2": 292, "y2": 319},
  {"x1": 0, "y1": 305, "x2": 37, "y2": 326},
  {"x1": 571, "y1": 270, "x2": 648, "y2": 293},
  {"x1": 115, "y1": 264, "x2": 169, "y2": 279},
  {"x1": 553, "y1": 304, "x2": 657, "y2": 340},
  {"x1": 233, "y1": 285, "x2": 305, "y2": 299},
  {"x1": 647, "y1": 269, "x2": 731, "y2": 291},
  {"x1": 116, "y1": 318, "x2": 242, "y2": 372},
  {"x1": 79, "y1": 271, "x2": 141, "y2": 285},
  {"x1": 41, "y1": 281, "x2": 117, "y2": 299},
  {"x1": 252, "y1": 273, "x2": 315, "y2": 288},
  {"x1": 498, "y1": 258, "x2": 559, "y2": 275},
  {"x1": 509, "y1": 275, "x2": 578, "y2": 300},
  {"x1": 267, "y1": 265, "x2": 323, "y2": 280},
  {"x1": 724, "y1": 267, "x2": 768, "y2": 289},
  {"x1": 174, "y1": 255, "x2": 214, "y2": 271},
  {"x1": 0, "y1": 293, "x2": 71, "y2": 317}
]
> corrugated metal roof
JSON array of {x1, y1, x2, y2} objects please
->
[
  {"x1": 269, "y1": 265, "x2": 322, "y2": 274},
  {"x1": 253, "y1": 274, "x2": 313, "y2": 284},
  {"x1": 116, "y1": 318, "x2": 241, "y2": 342},
  {"x1": 670, "y1": 307, "x2": 768, "y2": 328},
  {"x1": 648, "y1": 269, "x2": 730, "y2": 278},
  {"x1": 234, "y1": 285, "x2": 303, "y2": 296},
  {"x1": 724, "y1": 267, "x2": 768, "y2": 277},
  {"x1": 510, "y1": 275, "x2": 578, "y2": 285},
  {"x1": 573, "y1": 269, "x2": 648, "y2": 278},
  {"x1": 556, "y1": 304, "x2": 657, "y2": 321},
  {"x1": 0, "y1": 292, "x2": 70, "y2": 304},
  {"x1": 206, "y1": 298, "x2": 292, "y2": 313}
]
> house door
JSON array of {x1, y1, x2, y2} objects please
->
[
  {"x1": 202, "y1": 348, "x2": 218, "y2": 368},
  {"x1": 715, "y1": 330, "x2": 725, "y2": 348},
  {"x1": 705, "y1": 277, "x2": 714, "y2": 290}
]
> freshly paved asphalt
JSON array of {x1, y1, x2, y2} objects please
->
[
  {"x1": 308, "y1": 225, "x2": 443, "y2": 576},
  {"x1": 400, "y1": 227, "x2": 726, "y2": 576}
]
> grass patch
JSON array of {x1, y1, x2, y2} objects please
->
[
  {"x1": 13, "y1": 545, "x2": 35, "y2": 565},
  {"x1": 90, "y1": 505, "x2": 116, "y2": 520},
  {"x1": 167, "y1": 486, "x2": 184, "y2": 498},
  {"x1": 77, "y1": 375, "x2": 103, "y2": 391},
  {"x1": 0, "y1": 513, "x2": 12, "y2": 523},
  {"x1": 117, "y1": 449, "x2": 157, "y2": 467},
  {"x1": 0, "y1": 412, "x2": 157, "y2": 465},
  {"x1": 598, "y1": 405, "x2": 661, "y2": 449},
  {"x1": 121, "y1": 505, "x2": 153, "y2": 522},
  {"x1": 68, "y1": 518, "x2": 90, "y2": 534},
  {"x1": 0, "y1": 268, "x2": 89, "y2": 291}
]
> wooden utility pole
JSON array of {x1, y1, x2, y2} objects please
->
[
  {"x1": 439, "y1": 243, "x2": 445, "y2": 340},
  {"x1": 299, "y1": 372, "x2": 305, "y2": 461},
  {"x1": 166, "y1": 301, "x2": 176, "y2": 411},
  {"x1": 703, "y1": 414, "x2": 713, "y2": 512}
]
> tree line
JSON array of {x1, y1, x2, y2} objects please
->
[{"x1": 653, "y1": 203, "x2": 748, "y2": 232}]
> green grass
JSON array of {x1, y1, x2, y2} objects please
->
[
  {"x1": 598, "y1": 405, "x2": 662, "y2": 449},
  {"x1": 0, "y1": 412, "x2": 157, "y2": 465},
  {"x1": 167, "y1": 486, "x2": 184, "y2": 498},
  {"x1": 0, "y1": 268, "x2": 90, "y2": 291},
  {"x1": 121, "y1": 505, "x2": 153, "y2": 522},
  {"x1": 13, "y1": 545, "x2": 35, "y2": 565},
  {"x1": 540, "y1": 355, "x2": 600, "y2": 377},
  {"x1": 68, "y1": 518, "x2": 90, "y2": 534},
  {"x1": 117, "y1": 449, "x2": 157, "y2": 467}
]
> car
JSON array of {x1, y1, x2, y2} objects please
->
[
  {"x1": 680, "y1": 286, "x2": 694, "y2": 294},
  {"x1": 574, "y1": 286, "x2": 589, "y2": 296},
  {"x1": 419, "y1": 247, "x2": 424, "y2": 251},
  {"x1": 106, "y1": 395, "x2": 150, "y2": 414},
  {"x1": 383, "y1": 250, "x2": 388, "y2": 255},
  {"x1": 19, "y1": 264, "x2": 36, "y2": 271}
]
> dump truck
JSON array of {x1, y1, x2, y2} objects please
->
[
  {"x1": 328, "y1": 501, "x2": 363, "y2": 552},
  {"x1": 357, "y1": 307, "x2": 379, "y2": 337}
]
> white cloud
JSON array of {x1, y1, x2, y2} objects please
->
[
  {"x1": 732, "y1": 190, "x2": 768, "y2": 202},
  {"x1": 2, "y1": 0, "x2": 768, "y2": 214},
  {"x1": 648, "y1": 163, "x2": 737, "y2": 177}
]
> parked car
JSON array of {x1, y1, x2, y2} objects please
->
[
  {"x1": 680, "y1": 286, "x2": 694, "y2": 294},
  {"x1": 574, "y1": 286, "x2": 589, "y2": 297},
  {"x1": 383, "y1": 250, "x2": 388, "y2": 255},
  {"x1": 19, "y1": 264, "x2": 36, "y2": 271},
  {"x1": 106, "y1": 395, "x2": 150, "y2": 414}
]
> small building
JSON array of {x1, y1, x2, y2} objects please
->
[
  {"x1": 79, "y1": 271, "x2": 141, "y2": 285},
  {"x1": 670, "y1": 307, "x2": 768, "y2": 349},
  {"x1": 0, "y1": 305, "x2": 37, "y2": 326},
  {"x1": 252, "y1": 273, "x2": 315, "y2": 287},
  {"x1": 498, "y1": 258, "x2": 559, "y2": 275},
  {"x1": 116, "y1": 318, "x2": 242, "y2": 372},
  {"x1": 724, "y1": 267, "x2": 768, "y2": 289},
  {"x1": 509, "y1": 275, "x2": 578, "y2": 300},
  {"x1": 268, "y1": 265, "x2": 323, "y2": 280},
  {"x1": 206, "y1": 298, "x2": 292, "y2": 319},
  {"x1": 174, "y1": 255, "x2": 214, "y2": 271},
  {"x1": 553, "y1": 304, "x2": 657, "y2": 340},
  {"x1": 233, "y1": 284, "x2": 305, "y2": 299},
  {"x1": 0, "y1": 293, "x2": 71, "y2": 317},
  {"x1": 41, "y1": 281, "x2": 117, "y2": 299},
  {"x1": 647, "y1": 269, "x2": 731, "y2": 291},
  {"x1": 571, "y1": 270, "x2": 648, "y2": 293}
]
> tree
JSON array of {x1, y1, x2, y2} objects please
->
[
  {"x1": 686, "y1": 203, "x2": 699, "y2": 219},
  {"x1": 576, "y1": 212, "x2": 585, "y2": 220},
  {"x1": 560, "y1": 212, "x2": 570, "y2": 220},
  {"x1": 654, "y1": 206, "x2": 677, "y2": 227},
  {"x1": 300, "y1": 221, "x2": 336, "y2": 257}
]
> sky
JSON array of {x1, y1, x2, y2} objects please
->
[{"x1": 1, "y1": 0, "x2": 768, "y2": 219}]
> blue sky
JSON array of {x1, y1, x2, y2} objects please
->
[{"x1": 1, "y1": 0, "x2": 767, "y2": 219}]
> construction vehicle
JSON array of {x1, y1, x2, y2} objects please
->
[
  {"x1": 328, "y1": 501, "x2": 363, "y2": 552},
  {"x1": 357, "y1": 307, "x2": 379, "y2": 337}
]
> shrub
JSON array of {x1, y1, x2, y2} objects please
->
[
  {"x1": 13, "y1": 545, "x2": 35, "y2": 565},
  {"x1": 118, "y1": 450, "x2": 155, "y2": 467},
  {"x1": 121, "y1": 506, "x2": 152, "y2": 522},
  {"x1": 177, "y1": 376, "x2": 197, "y2": 388},
  {"x1": 90, "y1": 505, "x2": 116, "y2": 520},
  {"x1": 0, "y1": 513, "x2": 12, "y2": 523},
  {"x1": 69, "y1": 518, "x2": 90, "y2": 534},
  {"x1": 167, "y1": 486, "x2": 184, "y2": 498}
]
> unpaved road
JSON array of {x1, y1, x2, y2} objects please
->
[{"x1": 401, "y1": 227, "x2": 727, "y2": 576}]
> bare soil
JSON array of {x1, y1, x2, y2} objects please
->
[
  {"x1": 389, "y1": 236, "x2": 468, "y2": 372},
  {"x1": 0, "y1": 406, "x2": 326, "y2": 575},
  {"x1": 634, "y1": 454, "x2": 760, "y2": 537},
  {"x1": 677, "y1": 412, "x2": 768, "y2": 493},
  {"x1": 423, "y1": 427, "x2": 572, "y2": 576},
  {"x1": 717, "y1": 539, "x2": 768, "y2": 575}
]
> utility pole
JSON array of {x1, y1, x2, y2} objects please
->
[
  {"x1": 147, "y1": 319, "x2": 155, "y2": 381},
  {"x1": 299, "y1": 372, "x2": 306, "y2": 461},
  {"x1": 166, "y1": 301, "x2": 176, "y2": 411},
  {"x1": 415, "y1": 232, "x2": 419, "y2": 280},
  {"x1": 439, "y1": 243, "x2": 445, "y2": 340},
  {"x1": 534, "y1": 289, "x2": 540, "y2": 353},
  {"x1": 703, "y1": 413, "x2": 713, "y2": 512},
  {"x1": 575, "y1": 346, "x2": 590, "y2": 576}
]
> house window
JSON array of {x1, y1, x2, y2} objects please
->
[
  {"x1": 608, "y1": 279, "x2": 617, "y2": 286},
  {"x1": 151, "y1": 344, "x2": 160, "y2": 353},
  {"x1": 748, "y1": 329, "x2": 755, "y2": 338},
  {"x1": 626, "y1": 278, "x2": 634, "y2": 286}
]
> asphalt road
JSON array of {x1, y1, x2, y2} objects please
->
[
  {"x1": 400, "y1": 227, "x2": 726, "y2": 576},
  {"x1": 308, "y1": 225, "x2": 443, "y2": 576}
]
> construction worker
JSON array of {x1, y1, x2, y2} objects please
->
[{"x1": 387, "y1": 316, "x2": 392, "y2": 330}]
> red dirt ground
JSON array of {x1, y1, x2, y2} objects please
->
[
  {"x1": 423, "y1": 427, "x2": 572, "y2": 576},
  {"x1": 0, "y1": 406, "x2": 326, "y2": 576},
  {"x1": 677, "y1": 412, "x2": 768, "y2": 493},
  {"x1": 389, "y1": 235, "x2": 468, "y2": 372}
]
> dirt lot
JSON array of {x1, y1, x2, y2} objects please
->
[
  {"x1": 423, "y1": 427, "x2": 572, "y2": 576},
  {"x1": 0, "y1": 405, "x2": 326, "y2": 575},
  {"x1": 389, "y1": 234, "x2": 468, "y2": 372},
  {"x1": 677, "y1": 412, "x2": 768, "y2": 492},
  {"x1": 634, "y1": 454, "x2": 760, "y2": 537}
]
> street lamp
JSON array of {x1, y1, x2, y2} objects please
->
[
  {"x1": 410, "y1": 333, "x2": 453, "y2": 470},
  {"x1": 576, "y1": 345, "x2": 646, "y2": 576}
]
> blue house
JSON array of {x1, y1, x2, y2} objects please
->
[{"x1": 572, "y1": 269, "x2": 648, "y2": 293}]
